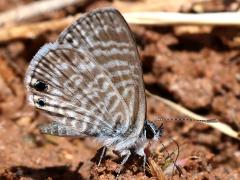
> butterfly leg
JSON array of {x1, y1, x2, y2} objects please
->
[
  {"x1": 135, "y1": 147, "x2": 147, "y2": 173},
  {"x1": 116, "y1": 150, "x2": 131, "y2": 178},
  {"x1": 143, "y1": 154, "x2": 146, "y2": 174},
  {"x1": 97, "y1": 146, "x2": 107, "y2": 166}
]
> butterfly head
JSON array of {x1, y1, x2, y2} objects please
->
[{"x1": 144, "y1": 120, "x2": 164, "y2": 141}]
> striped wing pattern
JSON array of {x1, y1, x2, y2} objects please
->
[
  {"x1": 58, "y1": 8, "x2": 146, "y2": 136},
  {"x1": 25, "y1": 8, "x2": 146, "y2": 146}
]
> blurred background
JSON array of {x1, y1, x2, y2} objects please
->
[{"x1": 0, "y1": 0, "x2": 239, "y2": 179}]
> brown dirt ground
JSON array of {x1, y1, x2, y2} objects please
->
[{"x1": 0, "y1": 0, "x2": 239, "y2": 179}]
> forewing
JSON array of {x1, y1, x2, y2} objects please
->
[
  {"x1": 58, "y1": 8, "x2": 146, "y2": 136},
  {"x1": 25, "y1": 43, "x2": 131, "y2": 138}
]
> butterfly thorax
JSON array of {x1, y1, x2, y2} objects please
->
[{"x1": 110, "y1": 120, "x2": 163, "y2": 157}]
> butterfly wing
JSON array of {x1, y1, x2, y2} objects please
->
[
  {"x1": 58, "y1": 8, "x2": 146, "y2": 137},
  {"x1": 25, "y1": 43, "x2": 131, "y2": 140}
]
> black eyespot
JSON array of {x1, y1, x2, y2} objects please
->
[
  {"x1": 145, "y1": 123, "x2": 155, "y2": 139},
  {"x1": 36, "y1": 98, "x2": 45, "y2": 107},
  {"x1": 34, "y1": 80, "x2": 48, "y2": 92},
  {"x1": 67, "y1": 37, "x2": 73, "y2": 43}
]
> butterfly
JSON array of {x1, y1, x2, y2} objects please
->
[{"x1": 25, "y1": 7, "x2": 163, "y2": 176}]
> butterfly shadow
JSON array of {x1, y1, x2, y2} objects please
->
[{"x1": 8, "y1": 164, "x2": 84, "y2": 180}]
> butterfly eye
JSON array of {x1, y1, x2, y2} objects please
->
[
  {"x1": 34, "y1": 80, "x2": 48, "y2": 92},
  {"x1": 36, "y1": 98, "x2": 46, "y2": 107},
  {"x1": 145, "y1": 123, "x2": 155, "y2": 139}
]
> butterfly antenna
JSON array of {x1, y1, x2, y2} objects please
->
[{"x1": 156, "y1": 116, "x2": 218, "y2": 124}]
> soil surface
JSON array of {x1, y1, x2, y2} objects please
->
[{"x1": 0, "y1": 0, "x2": 239, "y2": 179}]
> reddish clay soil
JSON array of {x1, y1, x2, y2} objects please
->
[{"x1": 0, "y1": 0, "x2": 239, "y2": 179}]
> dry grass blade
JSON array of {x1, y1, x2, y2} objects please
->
[
  {"x1": 0, "y1": 0, "x2": 87, "y2": 26},
  {"x1": 148, "y1": 158, "x2": 165, "y2": 180},
  {"x1": 113, "y1": 0, "x2": 192, "y2": 12},
  {"x1": 1, "y1": 11, "x2": 240, "y2": 42},
  {"x1": 123, "y1": 11, "x2": 240, "y2": 25},
  {"x1": 146, "y1": 90, "x2": 240, "y2": 140}
]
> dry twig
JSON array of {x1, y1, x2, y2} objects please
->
[
  {"x1": 148, "y1": 158, "x2": 166, "y2": 180},
  {"x1": 0, "y1": 14, "x2": 80, "y2": 42},
  {"x1": 1, "y1": 11, "x2": 240, "y2": 42},
  {"x1": 0, "y1": 0, "x2": 87, "y2": 26},
  {"x1": 123, "y1": 11, "x2": 240, "y2": 25},
  {"x1": 146, "y1": 90, "x2": 240, "y2": 140}
]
